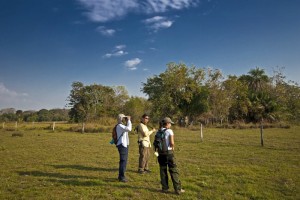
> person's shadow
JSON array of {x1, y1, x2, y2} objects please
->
[
  {"x1": 16, "y1": 164, "x2": 150, "y2": 190},
  {"x1": 50, "y1": 164, "x2": 118, "y2": 172}
]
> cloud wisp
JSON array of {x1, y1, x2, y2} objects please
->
[
  {"x1": 0, "y1": 83, "x2": 28, "y2": 98},
  {"x1": 77, "y1": 0, "x2": 199, "y2": 22},
  {"x1": 144, "y1": 16, "x2": 173, "y2": 32},
  {"x1": 0, "y1": 83, "x2": 28, "y2": 108},
  {"x1": 77, "y1": 0, "x2": 138, "y2": 22},
  {"x1": 103, "y1": 45, "x2": 128, "y2": 58},
  {"x1": 142, "y1": 0, "x2": 199, "y2": 13},
  {"x1": 104, "y1": 50, "x2": 128, "y2": 58},
  {"x1": 124, "y1": 58, "x2": 142, "y2": 70},
  {"x1": 96, "y1": 26, "x2": 116, "y2": 36}
]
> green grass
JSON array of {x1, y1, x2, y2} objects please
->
[{"x1": 0, "y1": 127, "x2": 299, "y2": 199}]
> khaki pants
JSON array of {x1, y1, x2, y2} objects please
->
[{"x1": 138, "y1": 144, "x2": 150, "y2": 171}]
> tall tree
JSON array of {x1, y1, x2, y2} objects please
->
[
  {"x1": 122, "y1": 96, "x2": 152, "y2": 122},
  {"x1": 142, "y1": 62, "x2": 207, "y2": 121},
  {"x1": 205, "y1": 68, "x2": 230, "y2": 124},
  {"x1": 225, "y1": 76, "x2": 250, "y2": 122},
  {"x1": 67, "y1": 82, "x2": 129, "y2": 123},
  {"x1": 240, "y1": 67, "x2": 270, "y2": 92},
  {"x1": 112, "y1": 86, "x2": 130, "y2": 114},
  {"x1": 16, "y1": 110, "x2": 23, "y2": 122},
  {"x1": 239, "y1": 67, "x2": 277, "y2": 122}
]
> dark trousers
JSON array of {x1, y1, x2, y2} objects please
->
[
  {"x1": 117, "y1": 145, "x2": 128, "y2": 180},
  {"x1": 158, "y1": 152, "x2": 182, "y2": 191}
]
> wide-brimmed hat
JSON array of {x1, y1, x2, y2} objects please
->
[
  {"x1": 161, "y1": 117, "x2": 175, "y2": 124},
  {"x1": 117, "y1": 113, "x2": 126, "y2": 123}
]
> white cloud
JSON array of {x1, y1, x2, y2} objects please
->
[
  {"x1": 0, "y1": 83, "x2": 28, "y2": 97},
  {"x1": 77, "y1": 0, "x2": 199, "y2": 22},
  {"x1": 0, "y1": 83, "x2": 29, "y2": 109},
  {"x1": 103, "y1": 44, "x2": 128, "y2": 58},
  {"x1": 96, "y1": 26, "x2": 116, "y2": 36},
  {"x1": 124, "y1": 58, "x2": 142, "y2": 70},
  {"x1": 143, "y1": 0, "x2": 198, "y2": 13},
  {"x1": 104, "y1": 50, "x2": 128, "y2": 58},
  {"x1": 77, "y1": 0, "x2": 138, "y2": 22},
  {"x1": 144, "y1": 16, "x2": 173, "y2": 32},
  {"x1": 115, "y1": 45, "x2": 126, "y2": 50}
]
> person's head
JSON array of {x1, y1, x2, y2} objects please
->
[
  {"x1": 117, "y1": 113, "x2": 127, "y2": 124},
  {"x1": 161, "y1": 117, "x2": 175, "y2": 128},
  {"x1": 141, "y1": 114, "x2": 149, "y2": 124}
]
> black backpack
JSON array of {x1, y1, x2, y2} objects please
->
[{"x1": 153, "y1": 129, "x2": 168, "y2": 155}]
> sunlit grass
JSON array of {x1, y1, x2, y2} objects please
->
[{"x1": 0, "y1": 126, "x2": 299, "y2": 199}]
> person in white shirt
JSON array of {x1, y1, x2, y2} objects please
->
[{"x1": 116, "y1": 113, "x2": 132, "y2": 182}]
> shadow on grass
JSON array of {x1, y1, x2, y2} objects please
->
[
  {"x1": 49, "y1": 164, "x2": 138, "y2": 173},
  {"x1": 50, "y1": 164, "x2": 118, "y2": 172},
  {"x1": 18, "y1": 171, "x2": 97, "y2": 180},
  {"x1": 16, "y1": 170, "x2": 159, "y2": 192}
]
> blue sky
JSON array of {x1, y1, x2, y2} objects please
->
[{"x1": 0, "y1": 0, "x2": 299, "y2": 111}]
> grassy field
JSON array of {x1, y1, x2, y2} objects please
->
[{"x1": 0, "y1": 126, "x2": 299, "y2": 199}]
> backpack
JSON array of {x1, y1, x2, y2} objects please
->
[
  {"x1": 153, "y1": 129, "x2": 168, "y2": 155},
  {"x1": 111, "y1": 124, "x2": 118, "y2": 145},
  {"x1": 111, "y1": 124, "x2": 124, "y2": 145}
]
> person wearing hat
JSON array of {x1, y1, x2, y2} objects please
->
[
  {"x1": 157, "y1": 117, "x2": 185, "y2": 195},
  {"x1": 116, "y1": 113, "x2": 132, "y2": 182},
  {"x1": 137, "y1": 114, "x2": 156, "y2": 174}
]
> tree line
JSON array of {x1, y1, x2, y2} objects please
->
[
  {"x1": 1, "y1": 63, "x2": 299, "y2": 125},
  {"x1": 67, "y1": 63, "x2": 300, "y2": 125},
  {"x1": 0, "y1": 108, "x2": 69, "y2": 122}
]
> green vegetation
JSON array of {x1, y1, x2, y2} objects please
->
[
  {"x1": 1, "y1": 64, "x2": 300, "y2": 128},
  {"x1": 0, "y1": 127, "x2": 299, "y2": 199},
  {"x1": 142, "y1": 64, "x2": 300, "y2": 124}
]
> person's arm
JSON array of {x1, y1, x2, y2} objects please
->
[
  {"x1": 169, "y1": 134, "x2": 175, "y2": 150},
  {"x1": 120, "y1": 117, "x2": 132, "y2": 132},
  {"x1": 140, "y1": 124, "x2": 155, "y2": 137}
]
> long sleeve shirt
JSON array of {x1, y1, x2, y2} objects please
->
[
  {"x1": 116, "y1": 120, "x2": 132, "y2": 148},
  {"x1": 137, "y1": 122, "x2": 155, "y2": 147}
]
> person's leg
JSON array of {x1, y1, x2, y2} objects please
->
[
  {"x1": 118, "y1": 145, "x2": 128, "y2": 181},
  {"x1": 144, "y1": 147, "x2": 150, "y2": 171},
  {"x1": 138, "y1": 144, "x2": 145, "y2": 172},
  {"x1": 168, "y1": 154, "x2": 182, "y2": 192},
  {"x1": 158, "y1": 154, "x2": 169, "y2": 190}
]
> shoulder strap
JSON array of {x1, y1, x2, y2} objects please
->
[
  {"x1": 116, "y1": 124, "x2": 125, "y2": 143},
  {"x1": 161, "y1": 128, "x2": 168, "y2": 134}
]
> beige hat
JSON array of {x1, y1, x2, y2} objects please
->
[
  {"x1": 117, "y1": 113, "x2": 126, "y2": 123},
  {"x1": 161, "y1": 117, "x2": 175, "y2": 124}
]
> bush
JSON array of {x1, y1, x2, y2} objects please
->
[{"x1": 12, "y1": 132, "x2": 23, "y2": 137}]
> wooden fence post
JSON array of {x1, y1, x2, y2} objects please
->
[
  {"x1": 260, "y1": 120, "x2": 264, "y2": 147},
  {"x1": 52, "y1": 122, "x2": 56, "y2": 131},
  {"x1": 15, "y1": 121, "x2": 18, "y2": 130},
  {"x1": 82, "y1": 123, "x2": 85, "y2": 133},
  {"x1": 2, "y1": 122, "x2": 4, "y2": 129},
  {"x1": 200, "y1": 123, "x2": 203, "y2": 141}
]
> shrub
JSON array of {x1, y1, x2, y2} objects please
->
[{"x1": 12, "y1": 132, "x2": 23, "y2": 137}]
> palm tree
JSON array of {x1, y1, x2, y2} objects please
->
[{"x1": 247, "y1": 67, "x2": 269, "y2": 91}]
